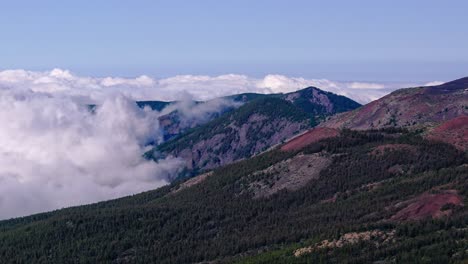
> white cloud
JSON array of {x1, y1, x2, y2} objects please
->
[
  {"x1": 424, "y1": 81, "x2": 444, "y2": 86},
  {"x1": 101, "y1": 75, "x2": 155, "y2": 87},
  {"x1": 0, "y1": 89, "x2": 185, "y2": 219},
  {"x1": 0, "y1": 68, "x2": 442, "y2": 219},
  {"x1": 159, "y1": 93, "x2": 241, "y2": 127},
  {"x1": 348, "y1": 82, "x2": 385, "y2": 89},
  {"x1": 0, "y1": 68, "x2": 438, "y2": 104}
]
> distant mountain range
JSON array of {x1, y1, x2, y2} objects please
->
[{"x1": 0, "y1": 78, "x2": 466, "y2": 263}]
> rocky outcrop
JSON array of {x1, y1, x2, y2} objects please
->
[
  {"x1": 294, "y1": 229, "x2": 396, "y2": 257},
  {"x1": 248, "y1": 153, "x2": 331, "y2": 198}
]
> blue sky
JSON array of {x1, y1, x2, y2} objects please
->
[{"x1": 1, "y1": 0, "x2": 467, "y2": 81}]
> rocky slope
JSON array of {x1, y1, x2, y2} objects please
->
[
  {"x1": 154, "y1": 88, "x2": 360, "y2": 173},
  {"x1": 155, "y1": 97, "x2": 311, "y2": 172},
  {"x1": 284, "y1": 86, "x2": 361, "y2": 116}
]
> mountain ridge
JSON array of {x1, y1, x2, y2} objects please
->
[
  {"x1": 152, "y1": 86, "x2": 360, "y2": 173},
  {"x1": 320, "y1": 77, "x2": 468, "y2": 131}
]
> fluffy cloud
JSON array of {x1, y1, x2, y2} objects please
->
[
  {"x1": 159, "y1": 92, "x2": 241, "y2": 128},
  {"x1": 0, "y1": 89, "x2": 185, "y2": 219},
  {"x1": 155, "y1": 74, "x2": 431, "y2": 104},
  {"x1": 0, "y1": 68, "x2": 437, "y2": 104},
  {"x1": 0, "y1": 69, "x2": 440, "y2": 219}
]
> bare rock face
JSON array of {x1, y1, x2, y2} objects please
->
[
  {"x1": 247, "y1": 153, "x2": 331, "y2": 198},
  {"x1": 174, "y1": 114, "x2": 308, "y2": 171},
  {"x1": 321, "y1": 77, "x2": 468, "y2": 131}
]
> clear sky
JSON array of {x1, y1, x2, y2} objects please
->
[{"x1": 1, "y1": 0, "x2": 467, "y2": 81}]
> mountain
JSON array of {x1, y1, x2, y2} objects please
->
[
  {"x1": 155, "y1": 97, "x2": 311, "y2": 173},
  {"x1": 0, "y1": 128, "x2": 466, "y2": 263},
  {"x1": 152, "y1": 87, "x2": 360, "y2": 173},
  {"x1": 321, "y1": 77, "x2": 468, "y2": 131},
  {"x1": 1, "y1": 78, "x2": 466, "y2": 263}
]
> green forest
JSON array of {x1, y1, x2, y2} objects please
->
[{"x1": 0, "y1": 129, "x2": 466, "y2": 263}]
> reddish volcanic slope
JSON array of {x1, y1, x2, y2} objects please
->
[
  {"x1": 321, "y1": 77, "x2": 468, "y2": 130},
  {"x1": 427, "y1": 116, "x2": 468, "y2": 151},
  {"x1": 391, "y1": 190, "x2": 463, "y2": 221},
  {"x1": 281, "y1": 127, "x2": 339, "y2": 151}
]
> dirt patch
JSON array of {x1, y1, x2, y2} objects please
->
[
  {"x1": 427, "y1": 116, "x2": 468, "y2": 151},
  {"x1": 390, "y1": 190, "x2": 463, "y2": 221},
  {"x1": 281, "y1": 128, "x2": 339, "y2": 151},
  {"x1": 370, "y1": 144, "x2": 417, "y2": 157},
  {"x1": 249, "y1": 153, "x2": 331, "y2": 198},
  {"x1": 294, "y1": 229, "x2": 396, "y2": 257},
  {"x1": 171, "y1": 172, "x2": 213, "y2": 194}
]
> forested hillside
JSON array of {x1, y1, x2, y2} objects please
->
[{"x1": 0, "y1": 129, "x2": 466, "y2": 263}]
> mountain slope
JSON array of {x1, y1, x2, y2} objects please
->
[
  {"x1": 427, "y1": 115, "x2": 468, "y2": 150},
  {"x1": 0, "y1": 129, "x2": 466, "y2": 263},
  {"x1": 153, "y1": 88, "x2": 360, "y2": 173},
  {"x1": 321, "y1": 77, "x2": 468, "y2": 130},
  {"x1": 155, "y1": 97, "x2": 311, "y2": 172}
]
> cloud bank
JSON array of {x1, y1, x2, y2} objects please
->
[
  {"x1": 0, "y1": 69, "x2": 440, "y2": 219},
  {"x1": 0, "y1": 89, "x2": 187, "y2": 219},
  {"x1": 0, "y1": 68, "x2": 437, "y2": 104}
]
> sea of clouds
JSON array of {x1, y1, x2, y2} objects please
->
[{"x1": 0, "y1": 69, "x2": 442, "y2": 219}]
